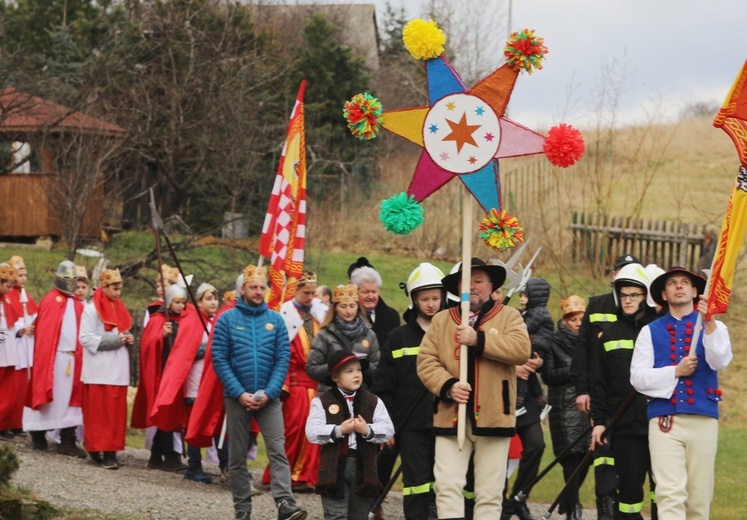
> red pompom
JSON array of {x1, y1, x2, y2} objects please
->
[{"x1": 543, "y1": 123, "x2": 585, "y2": 168}]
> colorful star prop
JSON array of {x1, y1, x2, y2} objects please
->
[
  {"x1": 379, "y1": 25, "x2": 550, "y2": 213},
  {"x1": 345, "y1": 21, "x2": 583, "y2": 238}
]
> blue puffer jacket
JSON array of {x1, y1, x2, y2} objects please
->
[{"x1": 211, "y1": 299, "x2": 290, "y2": 400}]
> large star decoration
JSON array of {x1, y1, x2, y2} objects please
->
[{"x1": 381, "y1": 53, "x2": 546, "y2": 212}]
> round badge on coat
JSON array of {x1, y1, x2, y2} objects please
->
[
  {"x1": 362, "y1": 339, "x2": 370, "y2": 348},
  {"x1": 488, "y1": 327, "x2": 498, "y2": 335},
  {"x1": 328, "y1": 404, "x2": 340, "y2": 415},
  {"x1": 265, "y1": 323, "x2": 274, "y2": 331},
  {"x1": 56, "y1": 296, "x2": 62, "y2": 303}
]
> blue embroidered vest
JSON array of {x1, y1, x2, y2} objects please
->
[{"x1": 646, "y1": 311, "x2": 722, "y2": 420}]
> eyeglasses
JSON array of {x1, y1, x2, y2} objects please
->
[{"x1": 620, "y1": 293, "x2": 645, "y2": 301}]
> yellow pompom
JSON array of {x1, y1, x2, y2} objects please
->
[{"x1": 403, "y1": 18, "x2": 446, "y2": 60}]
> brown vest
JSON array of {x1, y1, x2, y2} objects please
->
[{"x1": 316, "y1": 388, "x2": 380, "y2": 498}]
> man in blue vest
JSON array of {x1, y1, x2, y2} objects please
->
[{"x1": 631, "y1": 267, "x2": 732, "y2": 520}]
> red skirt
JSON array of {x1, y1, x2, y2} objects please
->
[
  {"x1": 82, "y1": 384, "x2": 127, "y2": 452},
  {"x1": 0, "y1": 366, "x2": 18, "y2": 429},
  {"x1": 9, "y1": 369, "x2": 29, "y2": 429}
]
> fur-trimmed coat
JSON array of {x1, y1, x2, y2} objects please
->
[{"x1": 417, "y1": 303, "x2": 531, "y2": 436}]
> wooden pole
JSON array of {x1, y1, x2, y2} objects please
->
[{"x1": 457, "y1": 192, "x2": 473, "y2": 450}]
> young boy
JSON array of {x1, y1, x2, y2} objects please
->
[{"x1": 306, "y1": 351, "x2": 394, "y2": 520}]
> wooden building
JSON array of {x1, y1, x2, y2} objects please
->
[{"x1": 0, "y1": 88, "x2": 126, "y2": 239}]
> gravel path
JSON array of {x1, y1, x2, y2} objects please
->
[{"x1": 7, "y1": 435, "x2": 611, "y2": 519}]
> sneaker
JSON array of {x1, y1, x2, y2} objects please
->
[
  {"x1": 540, "y1": 404, "x2": 552, "y2": 422},
  {"x1": 515, "y1": 406, "x2": 527, "y2": 417},
  {"x1": 102, "y1": 452, "x2": 120, "y2": 470},
  {"x1": 277, "y1": 498, "x2": 307, "y2": 520},
  {"x1": 234, "y1": 512, "x2": 250, "y2": 520},
  {"x1": 0, "y1": 429, "x2": 14, "y2": 440},
  {"x1": 10, "y1": 429, "x2": 26, "y2": 437},
  {"x1": 184, "y1": 468, "x2": 212, "y2": 484}
]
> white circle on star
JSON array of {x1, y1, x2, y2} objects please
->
[{"x1": 422, "y1": 93, "x2": 501, "y2": 174}]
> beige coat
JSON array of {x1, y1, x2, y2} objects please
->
[{"x1": 417, "y1": 304, "x2": 530, "y2": 436}]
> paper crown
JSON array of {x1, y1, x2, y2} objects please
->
[
  {"x1": 560, "y1": 295, "x2": 586, "y2": 317},
  {"x1": 8, "y1": 255, "x2": 25, "y2": 270},
  {"x1": 298, "y1": 271, "x2": 317, "y2": 287},
  {"x1": 160, "y1": 264, "x2": 179, "y2": 285},
  {"x1": 333, "y1": 283, "x2": 358, "y2": 304},
  {"x1": 223, "y1": 290, "x2": 236, "y2": 305},
  {"x1": 242, "y1": 264, "x2": 268, "y2": 284},
  {"x1": 99, "y1": 268, "x2": 122, "y2": 287},
  {"x1": 76, "y1": 265, "x2": 88, "y2": 280},
  {"x1": 0, "y1": 263, "x2": 17, "y2": 281}
]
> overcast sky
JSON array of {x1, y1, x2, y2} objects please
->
[{"x1": 362, "y1": 0, "x2": 747, "y2": 130}]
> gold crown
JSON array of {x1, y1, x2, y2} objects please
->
[
  {"x1": 298, "y1": 271, "x2": 317, "y2": 287},
  {"x1": 223, "y1": 290, "x2": 236, "y2": 304},
  {"x1": 0, "y1": 263, "x2": 17, "y2": 281},
  {"x1": 8, "y1": 255, "x2": 25, "y2": 270},
  {"x1": 160, "y1": 264, "x2": 179, "y2": 284},
  {"x1": 333, "y1": 283, "x2": 358, "y2": 304},
  {"x1": 76, "y1": 265, "x2": 88, "y2": 280},
  {"x1": 242, "y1": 264, "x2": 268, "y2": 284},
  {"x1": 560, "y1": 295, "x2": 586, "y2": 317},
  {"x1": 99, "y1": 268, "x2": 123, "y2": 287}
]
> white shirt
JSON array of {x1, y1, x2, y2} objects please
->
[
  {"x1": 0, "y1": 301, "x2": 18, "y2": 368},
  {"x1": 305, "y1": 389, "x2": 394, "y2": 449},
  {"x1": 630, "y1": 319, "x2": 732, "y2": 399},
  {"x1": 79, "y1": 304, "x2": 130, "y2": 386}
]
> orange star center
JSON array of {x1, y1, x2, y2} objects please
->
[{"x1": 442, "y1": 113, "x2": 480, "y2": 154}]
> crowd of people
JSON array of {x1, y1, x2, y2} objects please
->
[{"x1": 0, "y1": 252, "x2": 733, "y2": 520}]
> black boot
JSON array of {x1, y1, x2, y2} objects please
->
[
  {"x1": 512, "y1": 500, "x2": 537, "y2": 520},
  {"x1": 30, "y1": 430, "x2": 48, "y2": 451},
  {"x1": 570, "y1": 502, "x2": 583, "y2": 520},
  {"x1": 57, "y1": 427, "x2": 86, "y2": 458},
  {"x1": 597, "y1": 495, "x2": 615, "y2": 520}
]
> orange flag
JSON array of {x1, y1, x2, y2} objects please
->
[
  {"x1": 259, "y1": 80, "x2": 308, "y2": 311},
  {"x1": 707, "y1": 60, "x2": 747, "y2": 320}
]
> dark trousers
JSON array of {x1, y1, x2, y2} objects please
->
[
  {"x1": 560, "y1": 452, "x2": 589, "y2": 512},
  {"x1": 593, "y1": 441, "x2": 617, "y2": 497},
  {"x1": 151, "y1": 428, "x2": 179, "y2": 462},
  {"x1": 400, "y1": 430, "x2": 436, "y2": 520},
  {"x1": 508, "y1": 420, "x2": 545, "y2": 501},
  {"x1": 612, "y1": 434, "x2": 652, "y2": 519}
]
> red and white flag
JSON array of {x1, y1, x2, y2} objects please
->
[{"x1": 259, "y1": 80, "x2": 308, "y2": 310}]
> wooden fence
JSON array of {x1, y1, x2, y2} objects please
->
[{"x1": 570, "y1": 212, "x2": 712, "y2": 271}]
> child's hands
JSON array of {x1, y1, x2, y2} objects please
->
[
  {"x1": 354, "y1": 415, "x2": 369, "y2": 435},
  {"x1": 340, "y1": 417, "x2": 356, "y2": 435}
]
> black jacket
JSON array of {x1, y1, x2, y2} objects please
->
[
  {"x1": 571, "y1": 291, "x2": 617, "y2": 396},
  {"x1": 369, "y1": 296, "x2": 401, "y2": 348},
  {"x1": 371, "y1": 309, "x2": 432, "y2": 433},
  {"x1": 590, "y1": 306, "x2": 657, "y2": 436},
  {"x1": 543, "y1": 321, "x2": 590, "y2": 456},
  {"x1": 522, "y1": 278, "x2": 554, "y2": 359}
]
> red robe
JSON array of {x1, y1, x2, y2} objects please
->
[
  {"x1": 150, "y1": 310, "x2": 212, "y2": 432},
  {"x1": 262, "y1": 314, "x2": 320, "y2": 487},
  {"x1": 0, "y1": 297, "x2": 20, "y2": 428},
  {"x1": 6, "y1": 285, "x2": 38, "y2": 319},
  {"x1": 131, "y1": 309, "x2": 186, "y2": 429},
  {"x1": 184, "y1": 302, "x2": 233, "y2": 447},
  {"x1": 27, "y1": 289, "x2": 83, "y2": 410}
]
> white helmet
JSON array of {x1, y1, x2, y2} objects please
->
[
  {"x1": 401, "y1": 262, "x2": 445, "y2": 309},
  {"x1": 644, "y1": 264, "x2": 665, "y2": 307},
  {"x1": 445, "y1": 262, "x2": 460, "y2": 305},
  {"x1": 613, "y1": 263, "x2": 651, "y2": 308}
]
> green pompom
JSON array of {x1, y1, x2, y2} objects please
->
[{"x1": 379, "y1": 193, "x2": 424, "y2": 235}]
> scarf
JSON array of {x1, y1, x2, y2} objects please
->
[
  {"x1": 334, "y1": 314, "x2": 369, "y2": 342},
  {"x1": 93, "y1": 288, "x2": 133, "y2": 332}
]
